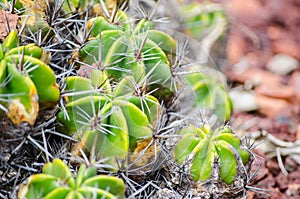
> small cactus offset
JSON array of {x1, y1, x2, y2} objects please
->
[
  {"x1": 0, "y1": 30, "x2": 60, "y2": 125},
  {"x1": 174, "y1": 124, "x2": 250, "y2": 184},
  {"x1": 18, "y1": 159, "x2": 125, "y2": 199}
]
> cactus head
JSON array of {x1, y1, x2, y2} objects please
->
[
  {"x1": 175, "y1": 124, "x2": 250, "y2": 184},
  {"x1": 18, "y1": 158, "x2": 126, "y2": 199}
]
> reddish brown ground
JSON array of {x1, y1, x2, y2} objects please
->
[{"x1": 224, "y1": 0, "x2": 300, "y2": 198}]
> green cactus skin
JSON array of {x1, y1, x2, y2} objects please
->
[
  {"x1": 113, "y1": 99, "x2": 153, "y2": 150},
  {"x1": 5, "y1": 54, "x2": 60, "y2": 109},
  {"x1": 57, "y1": 74, "x2": 160, "y2": 166},
  {"x1": 79, "y1": 30, "x2": 123, "y2": 66},
  {"x1": 1, "y1": 30, "x2": 19, "y2": 52},
  {"x1": 138, "y1": 30, "x2": 177, "y2": 65},
  {"x1": 113, "y1": 76, "x2": 161, "y2": 124},
  {"x1": 5, "y1": 44, "x2": 51, "y2": 64},
  {"x1": 174, "y1": 124, "x2": 250, "y2": 184},
  {"x1": 57, "y1": 94, "x2": 154, "y2": 161},
  {"x1": 18, "y1": 159, "x2": 125, "y2": 199},
  {"x1": 0, "y1": 31, "x2": 59, "y2": 124},
  {"x1": 72, "y1": 102, "x2": 129, "y2": 166},
  {"x1": 79, "y1": 12, "x2": 177, "y2": 101},
  {"x1": 180, "y1": 3, "x2": 227, "y2": 41},
  {"x1": 0, "y1": 0, "x2": 23, "y2": 10},
  {"x1": 133, "y1": 19, "x2": 155, "y2": 34},
  {"x1": 87, "y1": 11, "x2": 130, "y2": 37},
  {"x1": 57, "y1": 95, "x2": 109, "y2": 135},
  {"x1": 4, "y1": 61, "x2": 39, "y2": 125}
]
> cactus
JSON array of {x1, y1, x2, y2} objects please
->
[
  {"x1": 174, "y1": 124, "x2": 250, "y2": 184},
  {"x1": 18, "y1": 158, "x2": 125, "y2": 199},
  {"x1": 184, "y1": 69, "x2": 233, "y2": 121},
  {"x1": 62, "y1": 0, "x2": 129, "y2": 16},
  {"x1": 76, "y1": 11, "x2": 177, "y2": 101},
  {"x1": 180, "y1": 2, "x2": 227, "y2": 41},
  {"x1": 0, "y1": 30, "x2": 60, "y2": 125},
  {"x1": 57, "y1": 73, "x2": 160, "y2": 169}
]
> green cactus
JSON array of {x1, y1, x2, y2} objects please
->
[
  {"x1": 62, "y1": 0, "x2": 128, "y2": 16},
  {"x1": 18, "y1": 158, "x2": 125, "y2": 199},
  {"x1": 0, "y1": 0, "x2": 23, "y2": 10},
  {"x1": 184, "y1": 69, "x2": 233, "y2": 121},
  {"x1": 180, "y1": 2, "x2": 227, "y2": 41},
  {"x1": 87, "y1": 11, "x2": 131, "y2": 36},
  {"x1": 174, "y1": 124, "x2": 250, "y2": 184},
  {"x1": 0, "y1": 31, "x2": 60, "y2": 125},
  {"x1": 78, "y1": 12, "x2": 177, "y2": 101},
  {"x1": 57, "y1": 74, "x2": 160, "y2": 168}
]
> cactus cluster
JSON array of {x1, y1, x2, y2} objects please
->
[{"x1": 0, "y1": 0, "x2": 255, "y2": 198}]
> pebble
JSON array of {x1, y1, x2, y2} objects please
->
[
  {"x1": 229, "y1": 90, "x2": 258, "y2": 112},
  {"x1": 255, "y1": 83, "x2": 295, "y2": 101},
  {"x1": 266, "y1": 54, "x2": 298, "y2": 75},
  {"x1": 254, "y1": 93, "x2": 290, "y2": 119}
]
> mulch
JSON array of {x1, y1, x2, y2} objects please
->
[{"x1": 224, "y1": 0, "x2": 300, "y2": 198}]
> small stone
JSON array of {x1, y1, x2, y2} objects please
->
[
  {"x1": 286, "y1": 183, "x2": 300, "y2": 197},
  {"x1": 229, "y1": 90, "x2": 258, "y2": 112},
  {"x1": 273, "y1": 39, "x2": 300, "y2": 60},
  {"x1": 152, "y1": 188, "x2": 177, "y2": 199},
  {"x1": 228, "y1": 68, "x2": 282, "y2": 87},
  {"x1": 255, "y1": 94, "x2": 290, "y2": 119},
  {"x1": 255, "y1": 84, "x2": 295, "y2": 101},
  {"x1": 266, "y1": 54, "x2": 298, "y2": 75}
]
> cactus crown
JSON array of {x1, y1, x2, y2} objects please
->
[
  {"x1": 175, "y1": 124, "x2": 250, "y2": 184},
  {"x1": 18, "y1": 159, "x2": 126, "y2": 199}
]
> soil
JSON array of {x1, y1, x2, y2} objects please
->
[{"x1": 225, "y1": 0, "x2": 300, "y2": 198}]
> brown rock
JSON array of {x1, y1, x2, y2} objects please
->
[
  {"x1": 227, "y1": 33, "x2": 247, "y2": 64},
  {"x1": 228, "y1": 68, "x2": 282, "y2": 87},
  {"x1": 255, "y1": 93, "x2": 290, "y2": 118},
  {"x1": 267, "y1": 25, "x2": 282, "y2": 40},
  {"x1": 286, "y1": 183, "x2": 300, "y2": 197},
  {"x1": 289, "y1": 71, "x2": 300, "y2": 104},
  {"x1": 255, "y1": 84, "x2": 295, "y2": 102},
  {"x1": 257, "y1": 174, "x2": 275, "y2": 188},
  {"x1": 273, "y1": 38, "x2": 300, "y2": 60},
  {"x1": 225, "y1": 0, "x2": 268, "y2": 27}
]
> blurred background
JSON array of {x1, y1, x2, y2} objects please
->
[{"x1": 224, "y1": 0, "x2": 300, "y2": 198}]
